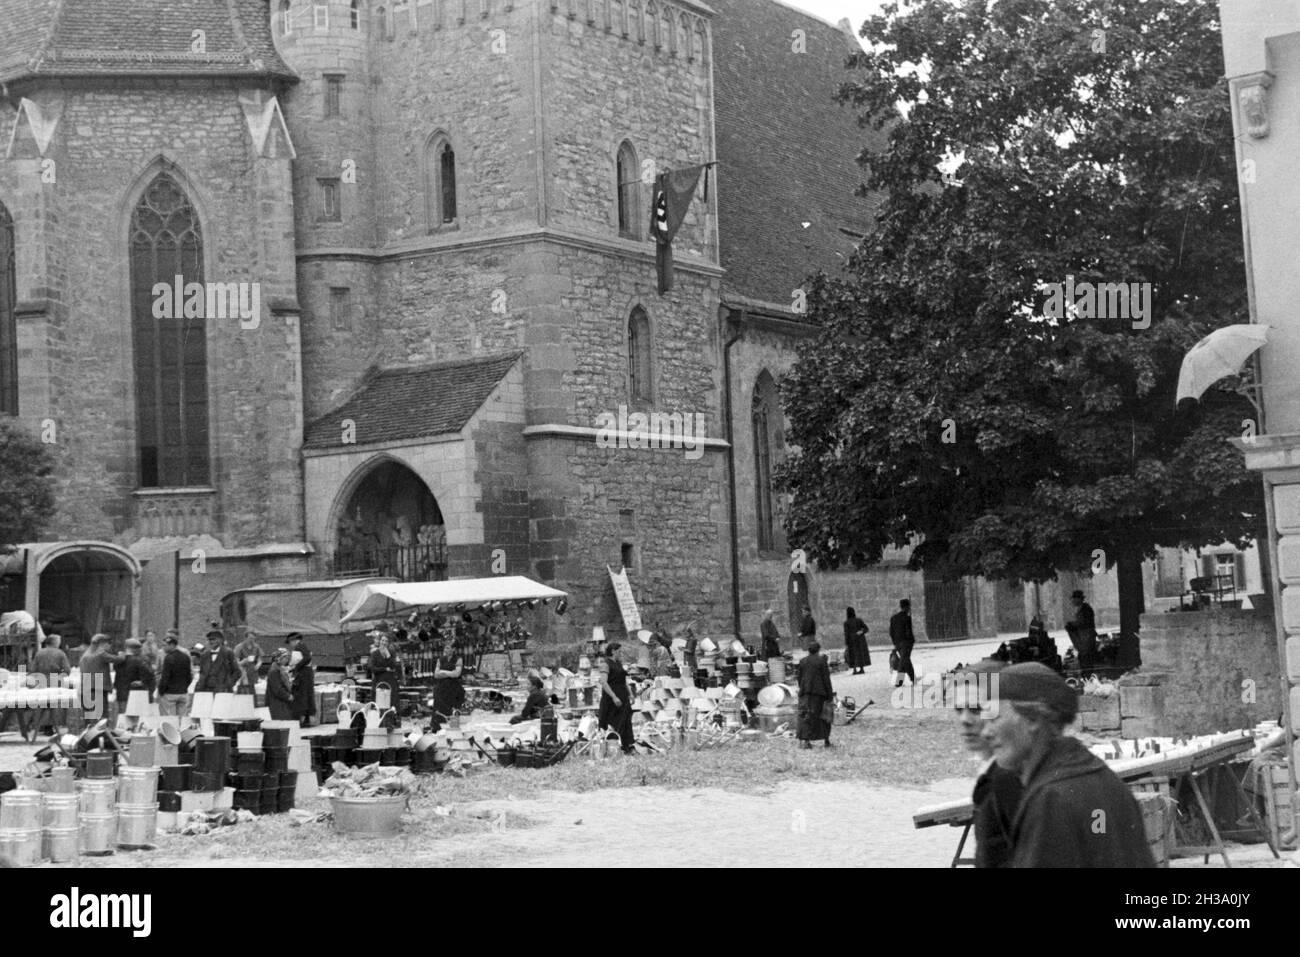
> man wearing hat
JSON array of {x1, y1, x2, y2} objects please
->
[
  {"x1": 195, "y1": 629, "x2": 241, "y2": 694},
  {"x1": 114, "y1": 638, "x2": 156, "y2": 732},
  {"x1": 980, "y1": 662, "x2": 1154, "y2": 868},
  {"x1": 157, "y1": 633, "x2": 193, "y2": 718},
  {"x1": 1066, "y1": 590, "x2": 1098, "y2": 673}
]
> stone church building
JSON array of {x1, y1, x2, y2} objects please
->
[{"x1": 1, "y1": 0, "x2": 1049, "y2": 653}]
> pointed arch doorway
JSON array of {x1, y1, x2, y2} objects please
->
[{"x1": 331, "y1": 459, "x2": 447, "y2": 581}]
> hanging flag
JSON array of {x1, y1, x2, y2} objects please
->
[{"x1": 650, "y1": 163, "x2": 710, "y2": 295}]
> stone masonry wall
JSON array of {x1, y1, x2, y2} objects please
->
[
  {"x1": 1, "y1": 81, "x2": 304, "y2": 550},
  {"x1": 1129, "y1": 609, "x2": 1284, "y2": 737}
]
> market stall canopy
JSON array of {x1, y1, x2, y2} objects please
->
[
  {"x1": 1176, "y1": 324, "x2": 1269, "y2": 405},
  {"x1": 339, "y1": 576, "x2": 568, "y2": 624},
  {"x1": 222, "y1": 578, "x2": 397, "y2": 636}
]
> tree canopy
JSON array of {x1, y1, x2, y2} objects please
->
[
  {"x1": 779, "y1": 0, "x2": 1260, "y2": 622},
  {"x1": 0, "y1": 417, "x2": 57, "y2": 549}
]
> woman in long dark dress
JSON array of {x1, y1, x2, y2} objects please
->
[
  {"x1": 287, "y1": 635, "x2": 316, "y2": 726},
  {"x1": 844, "y1": 607, "x2": 871, "y2": 675},
  {"x1": 597, "y1": 642, "x2": 635, "y2": 753},
  {"x1": 266, "y1": 650, "x2": 295, "y2": 721},
  {"x1": 431, "y1": 651, "x2": 465, "y2": 730}
]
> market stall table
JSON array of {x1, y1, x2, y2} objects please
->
[{"x1": 913, "y1": 731, "x2": 1279, "y2": 867}]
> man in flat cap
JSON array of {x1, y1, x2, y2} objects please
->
[{"x1": 980, "y1": 662, "x2": 1154, "y2": 868}]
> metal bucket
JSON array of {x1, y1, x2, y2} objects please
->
[
  {"x1": 194, "y1": 737, "x2": 231, "y2": 772},
  {"x1": 767, "y1": 658, "x2": 786, "y2": 684},
  {"x1": 42, "y1": 793, "x2": 79, "y2": 829},
  {"x1": 85, "y1": 752, "x2": 116, "y2": 779},
  {"x1": 0, "y1": 827, "x2": 43, "y2": 867},
  {"x1": 79, "y1": 779, "x2": 116, "y2": 815},
  {"x1": 331, "y1": 794, "x2": 405, "y2": 836},
  {"x1": 116, "y1": 766, "x2": 159, "y2": 806},
  {"x1": 48, "y1": 767, "x2": 77, "y2": 793},
  {"x1": 128, "y1": 734, "x2": 158, "y2": 767},
  {"x1": 0, "y1": 790, "x2": 43, "y2": 830},
  {"x1": 115, "y1": 804, "x2": 158, "y2": 848},
  {"x1": 42, "y1": 826, "x2": 79, "y2": 863},
  {"x1": 79, "y1": 813, "x2": 117, "y2": 855}
]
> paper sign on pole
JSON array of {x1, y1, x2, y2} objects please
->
[{"x1": 607, "y1": 565, "x2": 643, "y2": 634}]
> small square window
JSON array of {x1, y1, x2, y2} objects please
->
[
  {"x1": 314, "y1": 3, "x2": 329, "y2": 29},
  {"x1": 329, "y1": 287, "x2": 352, "y2": 330},
  {"x1": 318, "y1": 178, "x2": 342, "y2": 221},
  {"x1": 324, "y1": 75, "x2": 343, "y2": 118}
]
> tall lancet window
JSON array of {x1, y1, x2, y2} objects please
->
[{"x1": 130, "y1": 174, "x2": 210, "y2": 488}]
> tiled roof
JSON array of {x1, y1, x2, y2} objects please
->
[
  {"x1": 303, "y1": 352, "x2": 523, "y2": 450},
  {"x1": 710, "y1": 0, "x2": 885, "y2": 309},
  {"x1": 0, "y1": 0, "x2": 296, "y2": 83}
]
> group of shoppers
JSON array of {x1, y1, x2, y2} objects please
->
[{"x1": 30, "y1": 627, "x2": 319, "y2": 735}]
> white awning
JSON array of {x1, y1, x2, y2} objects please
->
[{"x1": 339, "y1": 576, "x2": 568, "y2": 624}]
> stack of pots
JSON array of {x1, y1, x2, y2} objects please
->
[
  {"x1": 158, "y1": 765, "x2": 191, "y2": 813},
  {"x1": 42, "y1": 791, "x2": 80, "y2": 863},
  {"x1": 0, "y1": 789, "x2": 44, "y2": 867},
  {"x1": 79, "y1": 777, "x2": 117, "y2": 856},
  {"x1": 115, "y1": 766, "x2": 159, "y2": 849},
  {"x1": 191, "y1": 736, "x2": 231, "y2": 792}
]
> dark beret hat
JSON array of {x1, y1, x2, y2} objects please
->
[{"x1": 997, "y1": 662, "x2": 1078, "y2": 720}]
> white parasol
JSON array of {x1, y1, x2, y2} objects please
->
[{"x1": 1176, "y1": 324, "x2": 1269, "y2": 409}]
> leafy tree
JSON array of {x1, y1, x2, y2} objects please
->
[
  {"x1": 780, "y1": 0, "x2": 1261, "y2": 650},
  {"x1": 0, "y1": 417, "x2": 57, "y2": 549}
]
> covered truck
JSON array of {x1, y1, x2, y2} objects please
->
[{"x1": 218, "y1": 577, "x2": 397, "y2": 676}]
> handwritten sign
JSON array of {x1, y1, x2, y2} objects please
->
[{"x1": 607, "y1": 565, "x2": 643, "y2": 634}]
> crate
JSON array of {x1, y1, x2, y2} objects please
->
[
  {"x1": 1260, "y1": 761, "x2": 1297, "y2": 851},
  {"x1": 1132, "y1": 778, "x2": 1173, "y2": 868}
]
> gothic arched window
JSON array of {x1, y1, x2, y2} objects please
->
[
  {"x1": 628, "y1": 306, "x2": 653, "y2": 403},
  {"x1": 279, "y1": 0, "x2": 292, "y2": 35},
  {"x1": 130, "y1": 174, "x2": 210, "y2": 488},
  {"x1": 0, "y1": 203, "x2": 16, "y2": 415},
  {"x1": 752, "y1": 370, "x2": 782, "y2": 551},
  {"x1": 425, "y1": 133, "x2": 458, "y2": 228},
  {"x1": 616, "y1": 140, "x2": 640, "y2": 239}
]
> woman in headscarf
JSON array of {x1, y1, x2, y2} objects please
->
[
  {"x1": 844, "y1": 607, "x2": 871, "y2": 675},
  {"x1": 597, "y1": 642, "x2": 635, "y2": 753},
  {"x1": 266, "y1": 649, "x2": 295, "y2": 721}
]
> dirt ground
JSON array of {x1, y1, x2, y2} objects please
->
[{"x1": 2, "y1": 637, "x2": 1293, "y2": 868}]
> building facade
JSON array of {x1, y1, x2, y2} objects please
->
[{"x1": 1, "y1": 0, "x2": 1065, "y2": 655}]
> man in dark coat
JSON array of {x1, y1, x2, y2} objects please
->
[
  {"x1": 114, "y1": 638, "x2": 156, "y2": 731},
  {"x1": 981, "y1": 662, "x2": 1155, "y2": 868},
  {"x1": 1066, "y1": 590, "x2": 1098, "y2": 673},
  {"x1": 796, "y1": 640, "x2": 833, "y2": 748},
  {"x1": 157, "y1": 634, "x2": 194, "y2": 718},
  {"x1": 798, "y1": 605, "x2": 816, "y2": 645},
  {"x1": 78, "y1": 635, "x2": 119, "y2": 724},
  {"x1": 196, "y1": 630, "x2": 241, "y2": 693},
  {"x1": 889, "y1": 598, "x2": 916, "y2": 688}
]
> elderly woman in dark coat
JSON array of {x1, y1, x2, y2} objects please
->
[
  {"x1": 844, "y1": 607, "x2": 870, "y2": 675},
  {"x1": 266, "y1": 650, "x2": 295, "y2": 721},
  {"x1": 796, "y1": 641, "x2": 834, "y2": 749},
  {"x1": 287, "y1": 634, "x2": 316, "y2": 726}
]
